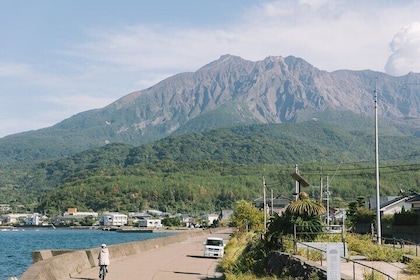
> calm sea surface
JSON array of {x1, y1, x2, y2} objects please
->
[{"x1": 0, "y1": 228, "x2": 175, "y2": 280}]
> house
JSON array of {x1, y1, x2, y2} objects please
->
[
  {"x1": 405, "y1": 193, "x2": 420, "y2": 213},
  {"x1": 25, "y1": 213, "x2": 41, "y2": 226},
  {"x1": 138, "y1": 218, "x2": 162, "y2": 228},
  {"x1": 369, "y1": 193, "x2": 417, "y2": 216},
  {"x1": 202, "y1": 213, "x2": 220, "y2": 226},
  {"x1": 220, "y1": 209, "x2": 234, "y2": 222},
  {"x1": 2, "y1": 213, "x2": 29, "y2": 225},
  {"x1": 103, "y1": 213, "x2": 127, "y2": 226},
  {"x1": 254, "y1": 196, "x2": 291, "y2": 215},
  {"x1": 63, "y1": 208, "x2": 98, "y2": 218}
]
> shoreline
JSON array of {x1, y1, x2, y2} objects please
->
[{"x1": 0, "y1": 224, "x2": 200, "y2": 232}]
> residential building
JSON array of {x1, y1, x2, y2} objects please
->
[
  {"x1": 202, "y1": 213, "x2": 220, "y2": 226},
  {"x1": 254, "y1": 196, "x2": 291, "y2": 215},
  {"x1": 369, "y1": 192, "x2": 417, "y2": 216},
  {"x1": 2, "y1": 213, "x2": 29, "y2": 225},
  {"x1": 63, "y1": 208, "x2": 98, "y2": 218},
  {"x1": 103, "y1": 213, "x2": 127, "y2": 226},
  {"x1": 138, "y1": 218, "x2": 162, "y2": 228}
]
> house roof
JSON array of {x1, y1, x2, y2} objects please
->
[
  {"x1": 371, "y1": 193, "x2": 418, "y2": 210},
  {"x1": 254, "y1": 196, "x2": 291, "y2": 204},
  {"x1": 380, "y1": 196, "x2": 407, "y2": 210},
  {"x1": 406, "y1": 194, "x2": 420, "y2": 203}
]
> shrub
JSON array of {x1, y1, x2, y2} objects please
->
[
  {"x1": 405, "y1": 257, "x2": 420, "y2": 275},
  {"x1": 362, "y1": 269, "x2": 386, "y2": 280}
]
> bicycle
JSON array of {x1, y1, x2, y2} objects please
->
[{"x1": 99, "y1": 265, "x2": 108, "y2": 280}]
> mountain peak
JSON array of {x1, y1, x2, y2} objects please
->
[{"x1": 1, "y1": 55, "x2": 419, "y2": 163}]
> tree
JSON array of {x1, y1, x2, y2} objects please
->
[
  {"x1": 347, "y1": 197, "x2": 375, "y2": 227},
  {"x1": 267, "y1": 192, "x2": 325, "y2": 242},
  {"x1": 230, "y1": 200, "x2": 264, "y2": 233},
  {"x1": 162, "y1": 216, "x2": 182, "y2": 227}
]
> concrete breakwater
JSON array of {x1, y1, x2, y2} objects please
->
[{"x1": 19, "y1": 229, "x2": 216, "y2": 280}]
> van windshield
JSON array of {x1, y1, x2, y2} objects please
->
[{"x1": 206, "y1": 239, "x2": 223, "y2": 246}]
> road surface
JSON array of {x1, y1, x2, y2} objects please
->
[{"x1": 72, "y1": 229, "x2": 232, "y2": 280}]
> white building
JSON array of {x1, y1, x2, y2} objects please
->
[
  {"x1": 103, "y1": 213, "x2": 127, "y2": 226},
  {"x1": 2, "y1": 213, "x2": 29, "y2": 225},
  {"x1": 202, "y1": 213, "x2": 220, "y2": 226},
  {"x1": 139, "y1": 218, "x2": 162, "y2": 228},
  {"x1": 25, "y1": 213, "x2": 41, "y2": 226}
]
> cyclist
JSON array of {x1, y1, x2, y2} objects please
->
[{"x1": 98, "y1": 244, "x2": 110, "y2": 278}]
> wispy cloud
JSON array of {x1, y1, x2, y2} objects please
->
[
  {"x1": 1, "y1": 0, "x2": 420, "y2": 137},
  {"x1": 64, "y1": 0, "x2": 420, "y2": 76}
]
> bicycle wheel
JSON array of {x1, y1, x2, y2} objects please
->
[{"x1": 100, "y1": 266, "x2": 106, "y2": 280}]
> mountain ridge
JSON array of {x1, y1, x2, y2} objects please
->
[{"x1": 0, "y1": 54, "x2": 419, "y2": 163}]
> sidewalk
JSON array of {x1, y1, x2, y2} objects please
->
[
  {"x1": 72, "y1": 229, "x2": 232, "y2": 280},
  {"x1": 340, "y1": 259, "x2": 406, "y2": 280}
]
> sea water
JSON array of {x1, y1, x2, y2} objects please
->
[{"x1": 0, "y1": 228, "x2": 174, "y2": 280}]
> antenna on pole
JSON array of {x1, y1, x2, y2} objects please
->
[{"x1": 374, "y1": 77, "x2": 382, "y2": 245}]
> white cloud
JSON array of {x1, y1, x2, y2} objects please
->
[
  {"x1": 385, "y1": 22, "x2": 420, "y2": 76},
  {"x1": 64, "y1": 0, "x2": 420, "y2": 75},
  {"x1": 0, "y1": 63, "x2": 32, "y2": 77},
  {"x1": 2, "y1": 0, "x2": 420, "y2": 138}
]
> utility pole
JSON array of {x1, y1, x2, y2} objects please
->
[
  {"x1": 263, "y1": 176, "x2": 267, "y2": 234},
  {"x1": 295, "y1": 164, "x2": 299, "y2": 200},
  {"x1": 271, "y1": 189, "x2": 274, "y2": 216},
  {"x1": 325, "y1": 176, "x2": 330, "y2": 228},
  {"x1": 320, "y1": 167, "x2": 323, "y2": 203},
  {"x1": 374, "y1": 80, "x2": 382, "y2": 245}
]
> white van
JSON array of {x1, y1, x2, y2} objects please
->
[{"x1": 203, "y1": 237, "x2": 225, "y2": 258}]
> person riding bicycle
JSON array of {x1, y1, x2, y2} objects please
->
[{"x1": 98, "y1": 244, "x2": 110, "y2": 278}]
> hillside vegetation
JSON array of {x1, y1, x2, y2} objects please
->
[{"x1": 0, "y1": 121, "x2": 419, "y2": 214}]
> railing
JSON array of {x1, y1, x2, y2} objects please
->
[
  {"x1": 288, "y1": 225, "x2": 414, "y2": 279},
  {"x1": 380, "y1": 236, "x2": 419, "y2": 256},
  {"x1": 295, "y1": 241, "x2": 396, "y2": 280}
]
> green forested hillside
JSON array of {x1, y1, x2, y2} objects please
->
[
  {"x1": 34, "y1": 160, "x2": 420, "y2": 215},
  {"x1": 1, "y1": 121, "x2": 419, "y2": 214}
]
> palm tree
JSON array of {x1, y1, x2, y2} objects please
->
[
  {"x1": 286, "y1": 192, "x2": 325, "y2": 217},
  {"x1": 286, "y1": 192, "x2": 326, "y2": 240},
  {"x1": 267, "y1": 192, "x2": 325, "y2": 242}
]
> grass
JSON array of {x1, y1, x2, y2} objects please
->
[{"x1": 220, "y1": 231, "x2": 420, "y2": 279}]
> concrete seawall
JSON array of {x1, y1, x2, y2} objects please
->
[{"x1": 19, "y1": 229, "x2": 217, "y2": 280}]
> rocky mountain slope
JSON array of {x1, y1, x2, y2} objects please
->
[{"x1": 1, "y1": 54, "x2": 419, "y2": 163}]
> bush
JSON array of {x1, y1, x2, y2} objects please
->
[
  {"x1": 394, "y1": 211, "x2": 419, "y2": 226},
  {"x1": 405, "y1": 257, "x2": 420, "y2": 275},
  {"x1": 346, "y1": 234, "x2": 408, "y2": 262},
  {"x1": 362, "y1": 269, "x2": 386, "y2": 280}
]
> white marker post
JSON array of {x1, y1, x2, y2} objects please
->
[{"x1": 327, "y1": 243, "x2": 341, "y2": 280}]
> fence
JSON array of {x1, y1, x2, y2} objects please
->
[{"x1": 295, "y1": 241, "x2": 396, "y2": 280}]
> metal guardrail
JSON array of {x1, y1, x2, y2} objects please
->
[
  {"x1": 293, "y1": 240, "x2": 396, "y2": 280},
  {"x1": 288, "y1": 225, "x2": 416, "y2": 279},
  {"x1": 380, "y1": 236, "x2": 419, "y2": 256}
]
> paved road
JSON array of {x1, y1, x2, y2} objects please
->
[
  {"x1": 71, "y1": 228, "x2": 407, "y2": 280},
  {"x1": 72, "y1": 229, "x2": 232, "y2": 280}
]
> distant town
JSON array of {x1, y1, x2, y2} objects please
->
[{"x1": 0, "y1": 205, "x2": 234, "y2": 230}]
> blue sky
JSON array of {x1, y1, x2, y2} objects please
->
[{"x1": 1, "y1": 0, "x2": 420, "y2": 138}]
